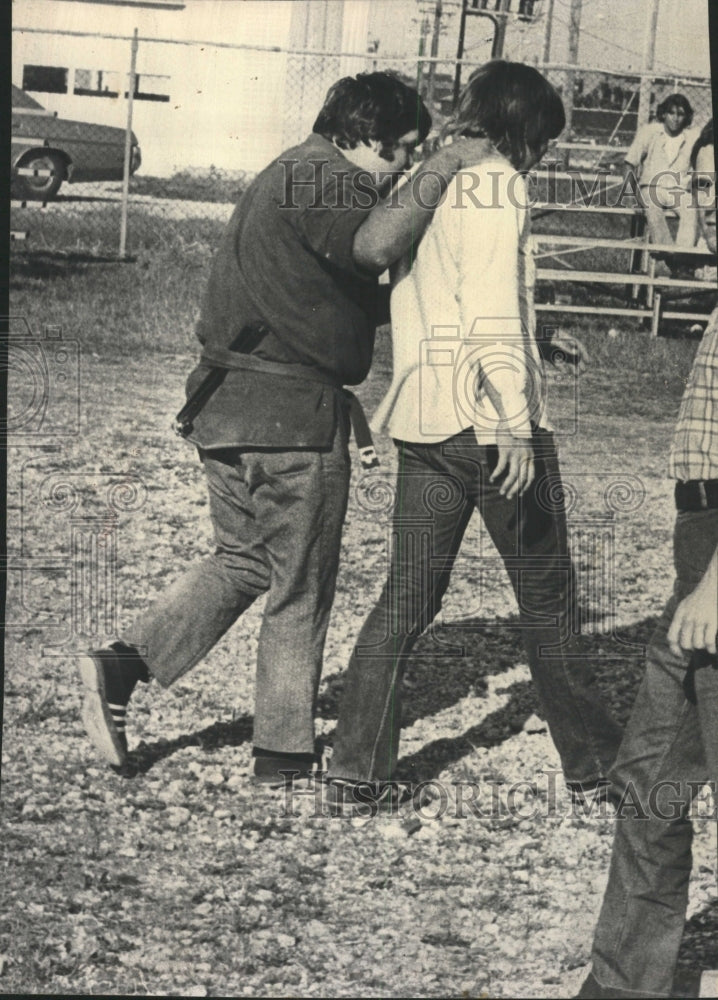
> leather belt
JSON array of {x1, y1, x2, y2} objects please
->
[
  {"x1": 675, "y1": 479, "x2": 718, "y2": 511},
  {"x1": 175, "y1": 333, "x2": 379, "y2": 468}
]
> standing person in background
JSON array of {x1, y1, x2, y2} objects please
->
[
  {"x1": 78, "y1": 72, "x2": 492, "y2": 786},
  {"x1": 689, "y1": 118, "x2": 715, "y2": 213},
  {"x1": 624, "y1": 93, "x2": 701, "y2": 260},
  {"x1": 688, "y1": 119, "x2": 716, "y2": 279},
  {"x1": 325, "y1": 61, "x2": 623, "y2": 814},
  {"x1": 577, "y1": 147, "x2": 717, "y2": 1000}
]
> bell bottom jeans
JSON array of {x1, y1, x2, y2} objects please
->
[
  {"x1": 329, "y1": 428, "x2": 623, "y2": 785},
  {"x1": 123, "y1": 415, "x2": 351, "y2": 756},
  {"x1": 590, "y1": 507, "x2": 718, "y2": 998}
]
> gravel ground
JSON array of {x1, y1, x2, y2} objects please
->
[{"x1": 2, "y1": 349, "x2": 717, "y2": 997}]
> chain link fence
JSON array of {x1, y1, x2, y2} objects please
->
[{"x1": 10, "y1": 28, "x2": 714, "y2": 264}]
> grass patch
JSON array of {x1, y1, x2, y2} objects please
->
[
  {"x1": 130, "y1": 167, "x2": 253, "y2": 204},
  {"x1": 549, "y1": 315, "x2": 698, "y2": 419},
  {"x1": 11, "y1": 200, "x2": 227, "y2": 257},
  {"x1": 9, "y1": 206, "x2": 703, "y2": 413},
  {"x1": 9, "y1": 228, "x2": 214, "y2": 356}
]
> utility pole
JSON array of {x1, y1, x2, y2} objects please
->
[
  {"x1": 563, "y1": 0, "x2": 583, "y2": 150},
  {"x1": 567, "y1": 0, "x2": 582, "y2": 64},
  {"x1": 426, "y1": 0, "x2": 443, "y2": 111},
  {"x1": 542, "y1": 0, "x2": 555, "y2": 64},
  {"x1": 417, "y1": 9, "x2": 431, "y2": 95},
  {"x1": 492, "y1": 0, "x2": 511, "y2": 60},
  {"x1": 453, "y1": 0, "x2": 511, "y2": 108},
  {"x1": 638, "y1": 0, "x2": 660, "y2": 128},
  {"x1": 453, "y1": 0, "x2": 469, "y2": 107}
]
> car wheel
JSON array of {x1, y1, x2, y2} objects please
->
[{"x1": 16, "y1": 151, "x2": 64, "y2": 200}]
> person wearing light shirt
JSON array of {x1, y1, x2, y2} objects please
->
[
  {"x1": 624, "y1": 92, "x2": 701, "y2": 250},
  {"x1": 325, "y1": 61, "x2": 623, "y2": 811},
  {"x1": 578, "y1": 128, "x2": 717, "y2": 1000},
  {"x1": 375, "y1": 157, "x2": 546, "y2": 447}
]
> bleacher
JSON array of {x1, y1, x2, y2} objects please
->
[{"x1": 530, "y1": 159, "x2": 716, "y2": 336}]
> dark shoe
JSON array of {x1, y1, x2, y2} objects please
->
[
  {"x1": 251, "y1": 748, "x2": 316, "y2": 787},
  {"x1": 324, "y1": 777, "x2": 414, "y2": 817},
  {"x1": 667, "y1": 252, "x2": 702, "y2": 281},
  {"x1": 669, "y1": 265, "x2": 698, "y2": 282},
  {"x1": 78, "y1": 643, "x2": 148, "y2": 766},
  {"x1": 575, "y1": 971, "x2": 657, "y2": 998},
  {"x1": 575, "y1": 972, "x2": 609, "y2": 998},
  {"x1": 671, "y1": 968, "x2": 702, "y2": 998}
]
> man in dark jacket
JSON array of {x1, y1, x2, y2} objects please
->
[{"x1": 78, "y1": 72, "x2": 490, "y2": 784}]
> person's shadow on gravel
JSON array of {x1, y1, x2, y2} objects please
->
[
  {"x1": 114, "y1": 712, "x2": 254, "y2": 778},
  {"x1": 116, "y1": 615, "x2": 657, "y2": 781},
  {"x1": 673, "y1": 900, "x2": 718, "y2": 997},
  {"x1": 318, "y1": 614, "x2": 657, "y2": 780}
]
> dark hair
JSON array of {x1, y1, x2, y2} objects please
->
[
  {"x1": 443, "y1": 60, "x2": 565, "y2": 169},
  {"x1": 313, "y1": 72, "x2": 431, "y2": 154},
  {"x1": 656, "y1": 93, "x2": 694, "y2": 127},
  {"x1": 690, "y1": 118, "x2": 713, "y2": 169}
]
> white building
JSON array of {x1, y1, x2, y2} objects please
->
[
  {"x1": 11, "y1": 0, "x2": 712, "y2": 177},
  {"x1": 12, "y1": 0, "x2": 373, "y2": 176}
]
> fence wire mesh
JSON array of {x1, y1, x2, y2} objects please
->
[{"x1": 10, "y1": 30, "x2": 714, "y2": 265}]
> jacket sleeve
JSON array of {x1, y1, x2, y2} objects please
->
[
  {"x1": 625, "y1": 124, "x2": 651, "y2": 170},
  {"x1": 455, "y1": 167, "x2": 535, "y2": 439},
  {"x1": 279, "y1": 157, "x2": 376, "y2": 280}
]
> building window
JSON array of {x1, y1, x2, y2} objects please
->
[
  {"x1": 127, "y1": 73, "x2": 171, "y2": 102},
  {"x1": 74, "y1": 69, "x2": 120, "y2": 98},
  {"x1": 69, "y1": 1, "x2": 185, "y2": 7},
  {"x1": 23, "y1": 65, "x2": 68, "y2": 94}
]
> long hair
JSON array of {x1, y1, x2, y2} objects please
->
[
  {"x1": 313, "y1": 72, "x2": 431, "y2": 154},
  {"x1": 656, "y1": 93, "x2": 694, "y2": 127},
  {"x1": 690, "y1": 118, "x2": 713, "y2": 169},
  {"x1": 443, "y1": 60, "x2": 565, "y2": 169}
]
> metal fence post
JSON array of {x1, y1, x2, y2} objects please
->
[
  {"x1": 563, "y1": 0, "x2": 583, "y2": 163},
  {"x1": 119, "y1": 27, "x2": 138, "y2": 259},
  {"x1": 637, "y1": 0, "x2": 659, "y2": 128}
]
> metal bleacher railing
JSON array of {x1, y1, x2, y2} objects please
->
[{"x1": 530, "y1": 169, "x2": 716, "y2": 336}]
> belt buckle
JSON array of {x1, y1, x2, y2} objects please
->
[{"x1": 698, "y1": 481, "x2": 708, "y2": 508}]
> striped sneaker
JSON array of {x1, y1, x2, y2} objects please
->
[{"x1": 78, "y1": 644, "x2": 147, "y2": 766}]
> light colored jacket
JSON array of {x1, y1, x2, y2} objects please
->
[
  {"x1": 625, "y1": 121, "x2": 700, "y2": 192},
  {"x1": 372, "y1": 156, "x2": 548, "y2": 445}
]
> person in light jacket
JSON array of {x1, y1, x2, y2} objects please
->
[
  {"x1": 624, "y1": 92, "x2": 701, "y2": 251},
  {"x1": 325, "y1": 60, "x2": 623, "y2": 814}
]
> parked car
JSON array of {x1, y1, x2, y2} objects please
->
[{"x1": 11, "y1": 85, "x2": 141, "y2": 199}]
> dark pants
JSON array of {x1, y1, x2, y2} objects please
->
[
  {"x1": 329, "y1": 428, "x2": 623, "y2": 784},
  {"x1": 123, "y1": 415, "x2": 351, "y2": 755},
  {"x1": 589, "y1": 508, "x2": 718, "y2": 998}
]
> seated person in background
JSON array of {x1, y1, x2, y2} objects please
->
[{"x1": 624, "y1": 93, "x2": 701, "y2": 257}]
